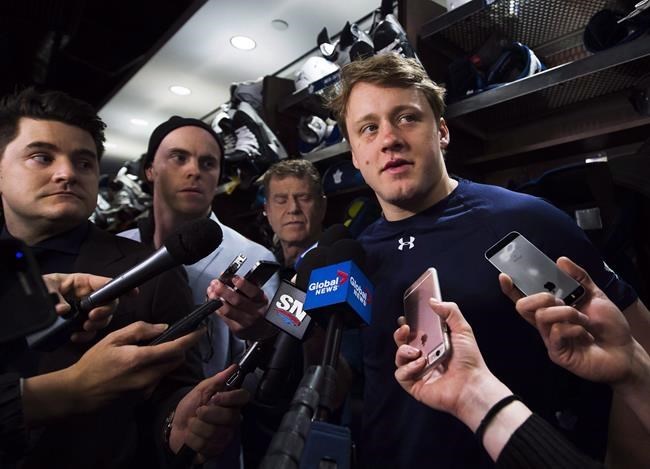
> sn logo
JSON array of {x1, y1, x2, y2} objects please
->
[{"x1": 275, "y1": 294, "x2": 306, "y2": 325}]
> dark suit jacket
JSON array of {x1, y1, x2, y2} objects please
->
[{"x1": 20, "y1": 223, "x2": 202, "y2": 469}]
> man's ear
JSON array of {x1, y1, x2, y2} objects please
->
[
  {"x1": 144, "y1": 165, "x2": 154, "y2": 183},
  {"x1": 351, "y1": 150, "x2": 361, "y2": 169},
  {"x1": 438, "y1": 118, "x2": 450, "y2": 149}
]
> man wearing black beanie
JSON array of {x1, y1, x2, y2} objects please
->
[{"x1": 119, "y1": 116, "x2": 279, "y2": 444}]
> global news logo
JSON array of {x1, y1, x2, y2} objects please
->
[
  {"x1": 308, "y1": 270, "x2": 349, "y2": 295},
  {"x1": 350, "y1": 276, "x2": 371, "y2": 307}
]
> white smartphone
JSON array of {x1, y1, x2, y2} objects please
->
[
  {"x1": 485, "y1": 231, "x2": 585, "y2": 305},
  {"x1": 403, "y1": 268, "x2": 451, "y2": 375}
]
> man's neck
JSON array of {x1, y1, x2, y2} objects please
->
[
  {"x1": 3, "y1": 215, "x2": 73, "y2": 246},
  {"x1": 383, "y1": 175, "x2": 458, "y2": 222},
  {"x1": 152, "y1": 205, "x2": 210, "y2": 249},
  {"x1": 281, "y1": 236, "x2": 318, "y2": 267}
]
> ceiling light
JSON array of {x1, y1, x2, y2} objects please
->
[
  {"x1": 105, "y1": 142, "x2": 118, "y2": 149},
  {"x1": 271, "y1": 19, "x2": 289, "y2": 31},
  {"x1": 230, "y1": 35, "x2": 256, "y2": 51},
  {"x1": 169, "y1": 85, "x2": 191, "y2": 96},
  {"x1": 130, "y1": 118, "x2": 148, "y2": 126}
]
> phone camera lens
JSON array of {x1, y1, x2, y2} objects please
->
[{"x1": 435, "y1": 350, "x2": 440, "y2": 356}]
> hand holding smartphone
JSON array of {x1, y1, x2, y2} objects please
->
[
  {"x1": 485, "y1": 231, "x2": 585, "y2": 305},
  {"x1": 148, "y1": 258, "x2": 280, "y2": 345},
  {"x1": 403, "y1": 268, "x2": 451, "y2": 375}
]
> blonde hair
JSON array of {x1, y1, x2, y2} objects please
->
[{"x1": 327, "y1": 53, "x2": 446, "y2": 139}]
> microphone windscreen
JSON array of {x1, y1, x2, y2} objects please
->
[
  {"x1": 327, "y1": 239, "x2": 366, "y2": 268},
  {"x1": 295, "y1": 247, "x2": 330, "y2": 291},
  {"x1": 164, "y1": 218, "x2": 223, "y2": 265},
  {"x1": 318, "y1": 223, "x2": 351, "y2": 247}
]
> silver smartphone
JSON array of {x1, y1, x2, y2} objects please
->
[
  {"x1": 485, "y1": 231, "x2": 585, "y2": 305},
  {"x1": 403, "y1": 268, "x2": 451, "y2": 375}
]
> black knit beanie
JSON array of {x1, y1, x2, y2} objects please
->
[{"x1": 143, "y1": 116, "x2": 224, "y2": 170}]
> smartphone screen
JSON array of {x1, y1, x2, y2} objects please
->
[
  {"x1": 233, "y1": 260, "x2": 280, "y2": 299},
  {"x1": 243, "y1": 261, "x2": 280, "y2": 288},
  {"x1": 403, "y1": 268, "x2": 450, "y2": 371},
  {"x1": 485, "y1": 231, "x2": 585, "y2": 305}
]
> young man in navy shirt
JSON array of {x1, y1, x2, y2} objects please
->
[{"x1": 327, "y1": 53, "x2": 650, "y2": 468}]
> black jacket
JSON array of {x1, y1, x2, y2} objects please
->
[{"x1": 12, "y1": 223, "x2": 202, "y2": 469}]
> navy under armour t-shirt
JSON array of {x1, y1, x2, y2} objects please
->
[{"x1": 356, "y1": 179, "x2": 637, "y2": 468}]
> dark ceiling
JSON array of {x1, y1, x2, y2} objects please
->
[{"x1": 1, "y1": 0, "x2": 202, "y2": 108}]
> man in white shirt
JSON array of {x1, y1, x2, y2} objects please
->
[{"x1": 119, "y1": 116, "x2": 279, "y2": 379}]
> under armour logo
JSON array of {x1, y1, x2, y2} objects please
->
[
  {"x1": 398, "y1": 236, "x2": 415, "y2": 251},
  {"x1": 333, "y1": 168, "x2": 343, "y2": 184}
]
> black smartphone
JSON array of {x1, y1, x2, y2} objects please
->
[
  {"x1": 485, "y1": 231, "x2": 585, "y2": 305},
  {"x1": 0, "y1": 239, "x2": 58, "y2": 344},
  {"x1": 148, "y1": 260, "x2": 279, "y2": 346},
  {"x1": 237, "y1": 260, "x2": 281, "y2": 295},
  {"x1": 219, "y1": 254, "x2": 247, "y2": 288}
]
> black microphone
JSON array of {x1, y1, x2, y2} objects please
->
[
  {"x1": 293, "y1": 223, "x2": 351, "y2": 270},
  {"x1": 259, "y1": 240, "x2": 366, "y2": 468},
  {"x1": 317, "y1": 223, "x2": 352, "y2": 247},
  {"x1": 26, "y1": 217, "x2": 223, "y2": 350},
  {"x1": 304, "y1": 239, "x2": 372, "y2": 329},
  {"x1": 303, "y1": 239, "x2": 372, "y2": 421},
  {"x1": 256, "y1": 248, "x2": 331, "y2": 405}
]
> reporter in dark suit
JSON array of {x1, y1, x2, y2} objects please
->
[{"x1": 0, "y1": 88, "x2": 247, "y2": 468}]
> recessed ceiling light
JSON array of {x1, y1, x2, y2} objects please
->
[
  {"x1": 169, "y1": 85, "x2": 191, "y2": 96},
  {"x1": 130, "y1": 118, "x2": 148, "y2": 126},
  {"x1": 230, "y1": 35, "x2": 256, "y2": 51},
  {"x1": 105, "y1": 142, "x2": 118, "y2": 149},
  {"x1": 271, "y1": 19, "x2": 289, "y2": 31}
]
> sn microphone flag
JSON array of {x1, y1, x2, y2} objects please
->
[{"x1": 265, "y1": 280, "x2": 310, "y2": 340}]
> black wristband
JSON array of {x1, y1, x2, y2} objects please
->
[{"x1": 475, "y1": 394, "x2": 522, "y2": 445}]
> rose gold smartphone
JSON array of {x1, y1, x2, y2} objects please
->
[{"x1": 403, "y1": 268, "x2": 450, "y2": 375}]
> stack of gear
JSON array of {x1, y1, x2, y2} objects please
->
[
  {"x1": 317, "y1": 21, "x2": 375, "y2": 66},
  {"x1": 291, "y1": 57, "x2": 344, "y2": 157},
  {"x1": 297, "y1": 115, "x2": 343, "y2": 156},
  {"x1": 293, "y1": 1, "x2": 416, "y2": 156},
  {"x1": 316, "y1": 0, "x2": 417, "y2": 68},
  {"x1": 91, "y1": 160, "x2": 152, "y2": 233},
  {"x1": 447, "y1": 33, "x2": 545, "y2": 101},
  {"x1": 293, "y1": 56, "x2": 341, "y2": 95},
  {"x1": 211, "y1": 79, "x2": 288, "y2": 190}
]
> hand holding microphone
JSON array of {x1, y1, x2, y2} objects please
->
[
  {"x1": 27, "y1": 218, "x2": 223, "y2": 350},
  {"x1": 41, "y1": 272, "x2": 136, "y2": 343}
]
